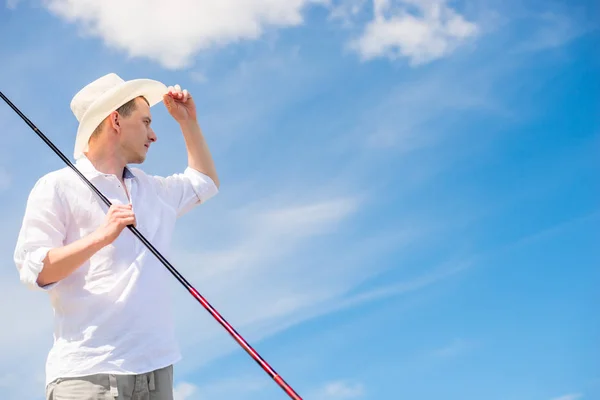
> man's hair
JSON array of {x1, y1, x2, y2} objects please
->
[{"x1": 89, "y1": 96, "x2": 149, "y2": 140}]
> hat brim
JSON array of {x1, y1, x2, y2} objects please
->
[{"x1": 73, "y1": 78, "x2": 168, "y2": 160}]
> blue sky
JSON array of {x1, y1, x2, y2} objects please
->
[{"x1": 0, "y1": 0, "x2": 598, "y2": 399}]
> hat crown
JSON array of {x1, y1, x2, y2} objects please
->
[{"x1": 70, "y1": 73, "x2": 125, "y2": 122}]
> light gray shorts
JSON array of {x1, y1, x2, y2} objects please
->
[{"x1": 45, "y1": 364, "x2": 174, "y2": 400}]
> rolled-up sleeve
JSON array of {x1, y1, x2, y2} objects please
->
[
  {"x1": 14, "y1": 176, "x2": 67, "y2": 291},
  {"x1": 150, "y1": 167, "x2": 219, "y2": 217}
]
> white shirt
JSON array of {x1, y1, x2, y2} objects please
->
[{"x1": 13, "y1": 156, "x2": 218, "y2": 386}]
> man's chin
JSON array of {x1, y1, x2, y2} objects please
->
[{"x1": 128, "y1": 154, "x2": 146, "y2": 164}]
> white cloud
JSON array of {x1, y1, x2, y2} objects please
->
[
  {"x1": 349, "y1": 0, "x2": 478, "y2": 65},
  {"x1": 313, "y1": 380, "x2": 365, "y2": 399},
  {"x1": 326, "y1": 0, "x2": 369, "y2": 26},
  {"x1": 43, "y1": 0, "x2": 319, "y2": 69},
  {"x1": 513, "y1": 11, "x2": 596, "y2": 53},
  {"x1": 174, "y1": 381, "x2": 197, "y2": 400},
  {"x1": 551, "y1": 394, "x2": 583, "y2": 400},
  {"x1": 37, "y1": 0, "x2": 478, "y2": 69}
]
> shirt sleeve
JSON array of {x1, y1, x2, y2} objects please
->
[
  {"x1": 149, "y1": 167, "x2": 219, "y2": 217},
  {"x1": 13, "y1": 175, "x2": 67, "y2": 291}
]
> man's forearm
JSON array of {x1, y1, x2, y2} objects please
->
[
  {"x1": 36, "y1": 232, "x2": 107, "y2": 287},
  {"x1": 179, "y1": 119, "x2": 220, "y2": 188}
]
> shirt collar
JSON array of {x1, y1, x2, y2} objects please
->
[{"x1": 75, "y1": 156, "x2": 137, "y2": 181}]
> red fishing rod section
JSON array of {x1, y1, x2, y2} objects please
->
[{"x1": 0, "y1": 90, "x2": 303, "y2": 400}]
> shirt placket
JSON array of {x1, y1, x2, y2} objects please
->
[
  {"x1": 123, "y1": 177, "x2": 141, "y2": 253},
  {"x1": 101, "y1": 174, "x2": 139, "y2": 252}
]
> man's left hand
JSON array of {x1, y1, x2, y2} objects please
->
[{"x1": 163, "y1": 84, "x2": 197, "y2": 123}]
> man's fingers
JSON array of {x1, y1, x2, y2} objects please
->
[
  {"x1": 110, "y1": 203, "x2": 132, "y2": 209},
  {"x1": 109, "y1": 204, "x2": 132, "y2": 214},
  {"x1": 163, "y1": 93, "x2": 174, "y2": 106},
  {"x1": 166, "y1": 84, "x2": 189, "y2": 102},
  {"x1": 114, "y1": 210, "x2": 134, "y2": 217},
  {"x1": 118, "y1": 215, "x2": 136, "y2": 226},
  {"x1": 167, "y1": 85, "x2": 181, "y2": 94},
  {"x1": 109, "y1": 209, "x2": 135, "y2": 222}
]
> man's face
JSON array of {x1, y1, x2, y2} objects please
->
[{"x1": 119, "y1": 97, "x2": 156, "y2": 164}]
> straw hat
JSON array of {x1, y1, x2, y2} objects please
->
[{"x1": 70, "y1": 73, "x2": 167, "y2": 160}]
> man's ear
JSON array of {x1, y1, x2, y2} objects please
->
[{"x1": 108, "y1": 111, "x2": 120, "y2": 132}]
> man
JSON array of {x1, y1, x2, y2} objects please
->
[{"x1": 13, "y1": 73, "x2": 219, "y2": 400}]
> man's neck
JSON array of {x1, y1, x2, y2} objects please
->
[{"x1": 85, "y1": 152, "x2": 127, "y2": 180}]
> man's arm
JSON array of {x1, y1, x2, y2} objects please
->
[
  {"x1": 35, "y1": 204, "x2": 136, "y2": 286},
  {"x1": 163, "y1": 85, "x2": 220, "y2": 189},
  {"x1": 179, "y1": 119, "x2": 220, "y2": 189},
  {"x1": 36, "y1": 232, "x2": 107, "y2": 287}
]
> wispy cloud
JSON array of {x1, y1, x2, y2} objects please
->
[
  {"x1": 326, "y1": 0, "x2": 369, "y2": 26},
  {"x1": 349, "y1": 0, "x2": 479, "y2": 65},
  {"x1": 513, "y1": 11, "x2": 596, "y2": 53},
  {"x1": 179, "y1": 376, "x2": 270, "y2": 399},
  {"x1": 164, "y1": 186, "x2": 466, "y2": 375},
  {"x1": 551, "y1": 394, "x2": 583, "y2": 400},
  {"x1": 168, "y1": 194, "x2": 385, "y2": 368},
  {"x1": 312, "y1": 380, "x2": 365, "y2": 399},
  {"x1": 5, "y1": 0, "x2": 19, "y2": 9},
  {"x1": 341, "y1": 59, "x2": 510, "y2": 153}
]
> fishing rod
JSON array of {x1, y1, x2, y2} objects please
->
[{"x1": 0, "y1": 90, "x2": 302, "y2": 400}]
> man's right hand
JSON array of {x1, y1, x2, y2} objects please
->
[
  {"x1": 95, "y1": 204, "x2": 136, "y2": 245},
  {"x1": 35, "y1": 204, "x2": 137, "y2": 287}
]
